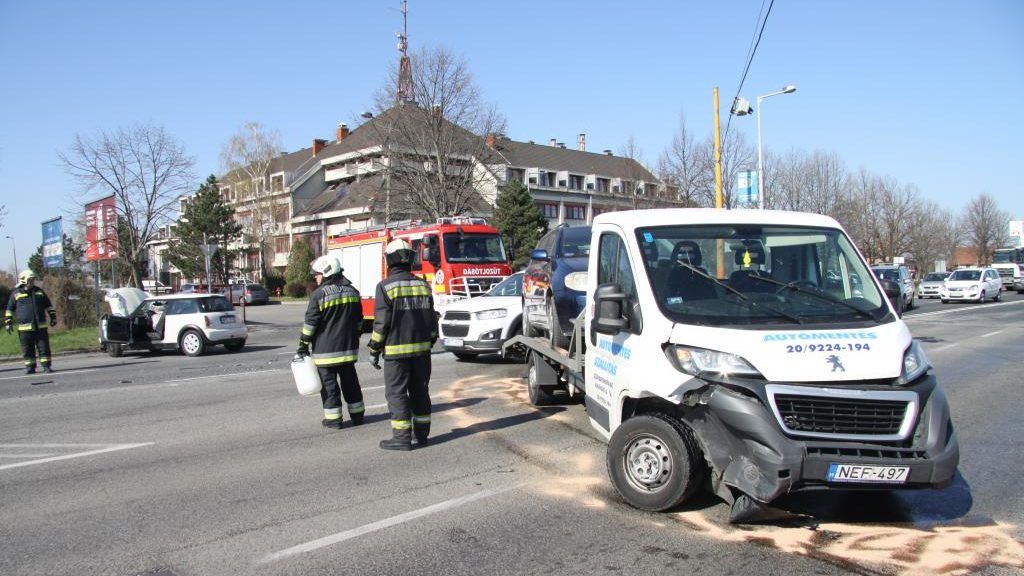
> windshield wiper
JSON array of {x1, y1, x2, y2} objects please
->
[
  {"x1": 671, "y1": 262, "x2": 804, "y2": 324},
  {"x1": 743, "y1": 275, "x2": 878, "y2": 320}
]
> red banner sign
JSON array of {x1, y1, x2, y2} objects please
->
[{"x1": 85, "y1": 196, "x2": 118, "y2": 261}]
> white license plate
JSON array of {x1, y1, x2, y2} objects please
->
[
  {"x1": 827, "y1": 463, "x2": 909, "y2": 483},
  {"x1": 220, "y1": 315, "x2": 236, "y2": 324},
  {"x1": 444, "y1": 338, "x2": 464, "y2": 347}
]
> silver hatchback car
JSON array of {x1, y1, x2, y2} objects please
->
[{"x1": 917, "y1": 271, "x2": 950, "y2": 299}]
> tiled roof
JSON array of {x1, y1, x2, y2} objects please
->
[
  {"x1": 294, "y1": 175, "x2": 384, "y2": 218},
  {"x1": 492, "y1": 138, "x2": 656, "y2": 181}
]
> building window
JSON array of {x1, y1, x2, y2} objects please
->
[
  {"x1": 528, "y1": 176, "x2": 537, "y2": 185},
  {"x1": 274, "y1": 204, "x2": 290, "y2": 223},
  {"x1": 537, "y1": 202, "x2": 559, "y2": 219},
  {"x1": 274, "y1": 236, "x2": 290, "y2": 253},
  {"x1": 596, "y1": 178, "x2": 610, "y2": 193},
  {"x1": 507, "y1": 168, "x2": 525, "y2": 183},
  {"x1": 569, "y1": 175, "x2": 583, "y2": 190},
  {"x1": 565, "y1": 204, "x2": 586, "y2": 220},
  {"x1": 271, "y1": 175, "x2": 284, "y2": 192}
]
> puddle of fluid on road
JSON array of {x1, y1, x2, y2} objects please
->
[{"x1": 441, "y1": 374, "x2": 1024, "y2": 575}]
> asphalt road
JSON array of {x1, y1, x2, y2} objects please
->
[{"x1": 1, "y1": 296, "x2": 1023, "y2": 576}]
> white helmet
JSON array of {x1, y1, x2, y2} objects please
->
[
  {"x1": 385, "y1": 238, "x2": 414, "y2": 268},
  {"x1": 310, "y1": 254, "x2": 343, "y2": 278},
  {"x1": 19, "y1": 269, "x2": 36, "y2": 284}
]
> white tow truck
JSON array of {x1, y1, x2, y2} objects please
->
[{"x1": 504, "y1": 209, "x2": 959, "y2": 521}]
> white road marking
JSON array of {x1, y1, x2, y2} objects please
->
[
  {"x1": 981, "y1": 330, "x2": 1004, "y2": 338},
  {"x1": 0, "y1": 442, "x2": 154, "y2": 471},
  {"x1": 0, "y1": 367, "x2": 107, "y2": 381},
  {"x1": 163, "y1": 368, "x2": 284, "y2": 383},
  {"x1": 905, "y1": 300, "x2": 1024, "y2": 319},
  {"x1": 260, "y1": 482, "x2": 526, "y2": 564}
]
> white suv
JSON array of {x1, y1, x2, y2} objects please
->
[
  {"x1": 440, "y1": 272, "x2": 524, "y2": 360},
  {"x1": 102, "y1": 289, "x2": 247, "y2": 357},
  {"x1": 940, "y1": 267, "x2": 1002, "y2": 303}
]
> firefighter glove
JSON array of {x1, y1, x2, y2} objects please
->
[
  {"x1": 4, "y1": 320, "x2": 11, "y2": 335},
  {"x1": 49, "y1": 312, "x2": 57, "y2": 327},
  {"x1": 369, "y1": 350, "x2": 381, "y2": 370},
  {"x1": 296, "y1": 342, "x2": 310, "y2": 357}
]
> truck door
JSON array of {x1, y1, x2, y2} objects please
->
[{"x1": 585, "y1": 228, "x2": 642, "y2": 435}]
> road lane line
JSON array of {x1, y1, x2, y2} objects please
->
[
  {"x1": 0, "y1": 367, "x2": 108, "y2": 382},
  {"x1": 259, "y1": 482, "x2": 526, "y2": 564},
  {"x1": 981, "y1": 330, "x2": 1004, "y2": 338},
  {"x1": 164, "y1": 369, "x2": 284, "y2": 383},
  {"x1": 0, "y1": 442, "x2": 154, "y2": 471},
  {"x1": 905, "y1": 300, "x2": 1024, "y2": 320}
]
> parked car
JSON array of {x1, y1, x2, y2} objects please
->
[
  {"x1": 179, "y1": 283, "x2": 207, "y2": 294},
  {"x1": 871, "y1": 264, "x2": 915, "y2": 314},
  {"x1": 523, "y1": 225, "x2": 591, "y2": 348},
  {"x1": 221, "y1": 283, "x2": 269, "y2": 305},
  {"x1": 917, "y1": 271, "x2": 950, "y2": 299},
  {"x1": 940, "y1": 267, "x2": 1002, "y2": 303},
  {"x1": 439, "y1": 272, "x2": 524, "y2": 360},
  {"x1": 141, "y1": 279, "x2": 173, "y2": 295}
]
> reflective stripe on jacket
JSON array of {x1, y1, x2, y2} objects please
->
[
  {"x1": 368, "y1": 268, "x2": 438, "y2": 360},
  {"x1": 301, "y1": 276, "x2": 363, "y2": 366},
  {"x1": 5, "y1": 284, "x2": 52, "y2": 332}
]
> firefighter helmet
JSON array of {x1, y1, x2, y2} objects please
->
[
  {"x1": 384, "y1": 238, "x2": 415, "y2": 268},
  {"x1": 18, "y1": 269, "x2": 36, "y2": 284},
  {"x1": 310, "y1": 254, "x2": 343, "y2": 278}
]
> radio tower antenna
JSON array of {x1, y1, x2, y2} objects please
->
[{"x1": 396, "y1": 0, "x2": 413, "y2": 104}]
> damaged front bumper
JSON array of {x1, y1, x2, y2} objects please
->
[{"x1": 687, "y1": 373, "x2": 959, "y2": 506}]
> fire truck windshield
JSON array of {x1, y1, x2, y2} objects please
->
[{"x1": 443, "y1": 233, "x2": 507, "y2": 263}]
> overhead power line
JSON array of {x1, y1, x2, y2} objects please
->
[{"x1": 722, "y1": 0, "x2": 775, "y2": 152}]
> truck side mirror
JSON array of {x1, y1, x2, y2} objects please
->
[
  {"x1": 593, "y1": 283, "x2": 630, "y2": 336},
  {"x1": 531, "y1": 249, "x2": 550, "y2": 262}
]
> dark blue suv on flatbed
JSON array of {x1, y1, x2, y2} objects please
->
[{"x1": 523, "y1": 225, "x2": 591, "y2": 348}]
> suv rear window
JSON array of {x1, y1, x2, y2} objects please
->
[{"x1": 199, "y1": 296, "x2": 234, "y2": 312}]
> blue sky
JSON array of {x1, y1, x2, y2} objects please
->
[{"x1": 1, "y1": 0, "x2": 1022, "y2": 272}]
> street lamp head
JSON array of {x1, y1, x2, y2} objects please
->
[{"x1": 782, "y1": 85, "x2": 797, "y2": 94}]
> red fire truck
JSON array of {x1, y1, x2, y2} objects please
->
[{"x1": 326, "y1": 217, "x2": 512, "y2": 318}]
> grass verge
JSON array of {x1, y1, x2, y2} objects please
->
[{"x1": 0, "y1": 326, "x2": 99, "y2": 358}]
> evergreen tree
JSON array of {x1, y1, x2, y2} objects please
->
[
  {"x1": 165, "y1": 175, "x2": 242, "y2": 283},
  {"x1": 493, "y1": 181, "x2": 548, "y2": 269},
  {"x1": 285, "y1": 238, "x2": 314, "y2": 286}
]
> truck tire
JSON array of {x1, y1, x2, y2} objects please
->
[
  {"x1": 607, "y1": 413, "x2": 706, "y2": 512},
  {"x1": 107, "y1": 343, "x2": 123, "y2": 358},
  {"x1": 527, "y1": 351, "x2": 557, "y2": 406}
]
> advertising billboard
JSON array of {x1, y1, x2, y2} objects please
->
[
  {"x1": 41, "y1": 217, "x2": 64, "y2": 268},
  {"x1": 736, "y1": 170, "x2": 759, "y2": 205},
  {"x1": 85, "y1": 196, "x2": 118, "y2": 261}
]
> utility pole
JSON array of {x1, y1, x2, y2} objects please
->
[{"x1": 713, "y1": 87, "x2": 724, "y2": 209}]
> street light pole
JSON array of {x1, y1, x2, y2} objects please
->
[
  {"x1": 755, "y1": 85, "x2": 797, "y2": 209},
  {"x1": 4, "y1": 235, "x2": 17, "y2": 278}
]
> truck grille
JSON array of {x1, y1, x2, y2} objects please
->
[
  {"x1": 997, "y1": 269, "x2": 1013, "y2": 280},
  {"x1": 774, "y1": 394, "x2": 908, "y2": 436}
]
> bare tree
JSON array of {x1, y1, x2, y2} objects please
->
[
  {"x1": 907, "y1": 201, "x2": 960, "y2": 273},
  {"x1": 370, "y1": 46, "x2": 506, "y2": 220},
  {"x1": 220, "y1": 122, "x2": 283, "y2": 281},
  {"x1": 768, "y1": 149, "x2": 848, "y2": 216},
  {"x1": 59, "y1": 123, "x2": 195, "y2": 287},
  {"x1": 658, "y1": 115, "x2": 703, "y2": 206},
  {"x1": 962, "y1": 193, "x2": 1009, "y2": 265}
]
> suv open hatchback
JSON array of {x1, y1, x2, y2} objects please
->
[{"x1": 101, "y1": 289, "x2": 247, "y2": 357}]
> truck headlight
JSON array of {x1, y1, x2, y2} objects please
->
[
  {"x1": 664, "y1": 344, "x2": 762, "y2": 378},
  {"x1": 564, "y1": 271, "x2": 588, "y2": 292},
  {"x1": 897, "y1": 341, "x2": 930, "y2": 385},
  {"x1": 475, "y1": 308, "x2": 507, "y2": 320}
]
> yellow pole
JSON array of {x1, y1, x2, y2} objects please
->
[
  {"x1": 713, "y1": 87, "x2": 724, "y2": 209},
  {"x1": 713, "y1": 88, "x2": 726, "y2": 278}
]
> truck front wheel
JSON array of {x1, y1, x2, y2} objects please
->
[
  {"x1": 607, "y1": 413, "x2": 706, "y2": 512},
  {"x1": 526, "y1": 351, "x2": 558, "y2": 406}
]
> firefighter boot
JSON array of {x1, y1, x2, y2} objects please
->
[
  {"x1": 413, "y1": 422, "x2": 430, "y2": 446},
  {"x1": 349, "y1": 413, "x2": 364, "y2": 426},
  {"x1": 379, "y1": 428, "x2": 412, "y2": 451},
  {"x1": 321, "y1": 418, "x2": 343, "y2": 430}
]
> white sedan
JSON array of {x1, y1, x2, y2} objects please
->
[
  {"x1": 439, "y1": 272, "x2": 523, "y2": 360},
  {"x1": 940, "y1": 267, "x2": 1002, "y2": 303}
]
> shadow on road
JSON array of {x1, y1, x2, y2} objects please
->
[
  {"x1": 358, "y1": 398, "x2": 487, "y2": 428},
  {"x1": 424, "y1": 405, "x2": 567, "y2": 446}
]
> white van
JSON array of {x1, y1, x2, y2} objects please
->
[{"x1": 508, "y1": 209, "x2": 959, "y2": 520}]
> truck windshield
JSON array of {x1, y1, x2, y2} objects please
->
[
  {"x1": 992, "y1": 250, "x2": 1021, "y2": 264},
  {"x1": 443, "y1": 233, "x2": 507, "y2": 263},
  {"x1": 636, "y1": 224, "x2": 889, "y2": 326}
]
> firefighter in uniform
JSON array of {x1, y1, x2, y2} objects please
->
[
  {"x1": 298, "y1": 254, "x2": 366, "y2": 429},
  {"x1": 368, "y1": 239, "x2": 438, "y2": 451},
  {"x1": 5, "y1": 270, "x2": 57, "y2": 374}
]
